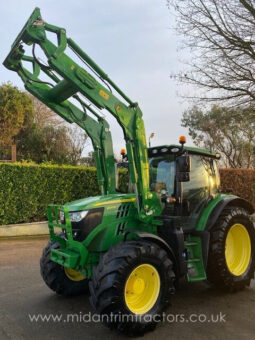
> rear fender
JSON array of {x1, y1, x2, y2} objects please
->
[
  {"x1": 195, "y1": 194, "x2": 254, "y2": 232},
  {"x1": 205, "y1": 197, "x2": 254, "y2": 231}
]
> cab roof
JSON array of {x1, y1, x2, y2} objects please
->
[{"x1": 148, "y1": 144, "x2": 221, "y2": 159}]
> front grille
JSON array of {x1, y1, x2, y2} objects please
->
[
  {"x1": 116, "y1": 204, "x2": 130, "y2": 218},
  {"x1": 116, "y1": 221, "x2": 127, "y2": 235}
]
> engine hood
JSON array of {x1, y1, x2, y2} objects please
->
[{"x1": 62, "y1": 193, "x2": 136, "y2": 212}]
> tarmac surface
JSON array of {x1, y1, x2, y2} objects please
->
[{"x1": 0, "y1": 237, "x2": 255, "y2": 340}]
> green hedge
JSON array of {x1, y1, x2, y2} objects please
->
[
  {"x1": 0, "y1": 163, "x2": 128, "y2": 225},
  {"x1": 1, "y1": 163, "x2": 253, "y2": 226},
  {"x1": 0, "y1": 163, "x2": 100, "y2": 225}
]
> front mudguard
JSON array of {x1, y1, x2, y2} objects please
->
[{"x1": 124, "y1": 229, "x2": 187, "y2": 279}]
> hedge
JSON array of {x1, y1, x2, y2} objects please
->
[
  {"x1": 220, "y1": 169, "x2": 255, "y2": 209},
  {"x1": 0, "y1": 163, "x2": 254, "y2": 225},
  {"x1": 0, "y1": 163, "x2": 99, "y2": 225},
  {"x1": 0, "y1": 163, "x2": 128, "y2": 225}
]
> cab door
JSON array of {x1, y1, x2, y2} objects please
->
[{"x1": 180, "y1": 154, "x2": 218, "y2": 231}]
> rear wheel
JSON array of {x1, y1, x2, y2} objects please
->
[
  {"x1": 40, "y1": 238, "x2": 89, "y2": 296},
  {"x1": 89, "y1": 240, "x2": 175, "y2": 336},
  {"x1": 207, "y1": 206, "x2": 255, "y2": 291}
]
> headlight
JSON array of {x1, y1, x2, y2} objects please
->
[
  {"x1": 59, "y1": 210, "x2": 88, "y2": 223},
  {"x1": 59, "y1": 210, "x2": 65, "y2": 222},
  {"x1": 60, "y1": 207, "x2": 104, "y2": 242},
  {"x1": 69, "y1": 211, "x2": 88, "y2": 222}
]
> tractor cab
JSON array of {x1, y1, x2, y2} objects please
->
[
  {"x1": 148, "y1": 139, "x2": 221, "y2": 231},
  {"x1": 118, "y1": 138, "x2": 221, "y2": 231}
]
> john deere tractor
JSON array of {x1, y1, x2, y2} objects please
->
[{"x1": 4, "y1": 8, "x2": 255, "y2": 336}]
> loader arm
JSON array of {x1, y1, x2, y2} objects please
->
[
  {"x1": 3, "y1": 9, "x2": 115, "y2": 195},
  {"x1": 3, "y1": 8, "x2": 161, "y2": 222}
]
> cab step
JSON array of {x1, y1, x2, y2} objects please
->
[{"x1": 184, "y1": 236, "x2": 207, "y2": 282}]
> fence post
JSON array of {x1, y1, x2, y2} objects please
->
[{"x1": 11, "y1": 144, "x2": 16, "y2": 163}]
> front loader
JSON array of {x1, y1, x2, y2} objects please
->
[{"x1": 4, "y1": 8, "x2": 255, "y2": 336}]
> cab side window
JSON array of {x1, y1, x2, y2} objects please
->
[{"x1": 182, "y1": 155, "x2": 210, "y2": 215}]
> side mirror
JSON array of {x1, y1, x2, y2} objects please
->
[
  {"x1": 177, "y1": 172, "x2": 190, "y2": 182},
  {"x1": 176, "y1": 154, "x2": 191, "y2": 182}
]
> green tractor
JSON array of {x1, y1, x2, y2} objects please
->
[{"x1": 4, "y1": 8, "x2": 255, "y2": 336}]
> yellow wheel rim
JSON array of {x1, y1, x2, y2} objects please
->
[
  {"x1": 225, "y1": 223, "x2": 251, "y2": 276},
  {"x1": 64, "y1": 268, "x2": 85, "y2": 282},
  {"x1": 124, "y1": 264, "x2": 160, "y2": 315}
]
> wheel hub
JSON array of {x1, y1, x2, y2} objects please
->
[
  {"x1": 64, "y1": 267, "x2": 85, "y2": 281},
  {"x1": 225, "y1": 223, "x2": 251, "y2": 276},
  {"x1": 132, "y1": 277, "x2": 145, "y2": 294},
  {"x1": 124, "y1": 264, "x2": 160, "y2": 315}
]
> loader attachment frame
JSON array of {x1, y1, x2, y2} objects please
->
[{"x1": 3, "y1": 7, "x2": 161, "y2": 222}]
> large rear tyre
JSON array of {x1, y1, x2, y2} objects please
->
[
  {"x1": 40, "y1": 238, "x2": 89, "y2": 296},
  {"x1": 207, "y1": 206, "x2": 255, "y2": 291},
  {"x1": 89, "y1": 240, "x2": 175, "y2": 336}
]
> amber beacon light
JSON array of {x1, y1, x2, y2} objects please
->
[{"x1": 179, "y1": 136, "x2": 187, "y2": 145}]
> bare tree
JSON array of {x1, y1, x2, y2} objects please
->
[
  {"x1": 68, "y1": 126, "x2": 89, "y2": 165},
  {"x1": 182, "y1": 105, "x2": 255, "y2": 168},
  {"x1": 168, "y1": 0, "x2": 255, "y2": 107},
  {"x1": 18, "y1": 95, "x2": 89, "y2": 165},
  {"x1": 31, "y1": 96, "x2": 90, "y2": 164},
  {"x1": 30, "y1": 96, "x2": 63, "y2": 128}
]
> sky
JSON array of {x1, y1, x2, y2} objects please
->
[{"x1": 0, "y1": 0, "x2": 190, "y2": 155}]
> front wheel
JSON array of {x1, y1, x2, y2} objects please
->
[
  {"x1": 207, "y1": 206, "x2": 255, "y2": 291},
  {"x1": 89, "y1": 240, "x2": 175, "y2": 336},
  {"x1": 40, "y1": 237, "x2": 89, "y2": 296}
]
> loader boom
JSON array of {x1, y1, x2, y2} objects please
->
[
  {"x1": 4, "y1": 8, "x2": 116, "y2": 195},
  {"x1": 3, "y1": 8, "x2": 161, "y2": 221}
]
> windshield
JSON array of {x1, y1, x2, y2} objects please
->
[{"x1": 149, "y1": 154, "x2": 175, "y2": 196}]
